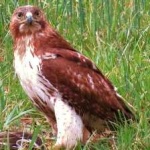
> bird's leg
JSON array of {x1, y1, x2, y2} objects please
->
[
  {"x1": 53, "y1": 98, "x2": 84, "y2": 149},
  {"x1": 46, "y1": 116, "x2": 57, "y2": 136},
  {"x1": 82, "y1": 127, "x2": 91, "y2": 144}
]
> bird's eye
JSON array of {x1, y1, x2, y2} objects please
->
[
  {"x1": 17, "y1": 12, "x2": 23, "y2": 18},
  {"x1": 34, "y1": 11, "x2": 40, "y2": 17}
]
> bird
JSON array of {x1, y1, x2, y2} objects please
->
[{"x1": 9, "y1": 5, "x2": 134, "y2": 149}]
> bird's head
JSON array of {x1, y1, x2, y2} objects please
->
[{"x1": 10, "y1": 5, "x2": 48, "y2": 38}]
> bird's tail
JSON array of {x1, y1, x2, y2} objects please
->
[
  {"x1": 116, "y1": 94, "x2": 136, "y2": 122},
  {"x1": 0, "y1": 131, "x2": 44, "y2": 150}
]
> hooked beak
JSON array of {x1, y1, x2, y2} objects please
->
[{"x1": 26, "y1": 12, "x2": 33, "y2": 24}]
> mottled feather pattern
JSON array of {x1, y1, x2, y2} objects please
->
[
  {"x1": 7, "y1": 5, "x2": 135, "y2": 149},
  {"x1": 41, "y1": 48, "x2": 133, "y2": 120}
]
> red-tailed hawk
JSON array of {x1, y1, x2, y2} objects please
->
[{"x1": 9, "y1": 5, "x2": 134, "y2": 149}]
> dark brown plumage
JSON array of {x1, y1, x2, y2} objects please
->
[{"x1": 7, "y1": 5, "x2": 134, "y2": 149}]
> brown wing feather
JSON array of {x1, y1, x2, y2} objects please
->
[{"x1": 41, "y1": 48, "x2": 134, "y2": 121}]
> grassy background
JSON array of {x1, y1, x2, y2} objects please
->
[{"x1": 0, "y1": 0, "x2": 150, "y2": 149}]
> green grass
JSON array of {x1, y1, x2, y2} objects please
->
[{"x1": 0, "y1": 0, "x2": 150, "y2": 149}]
